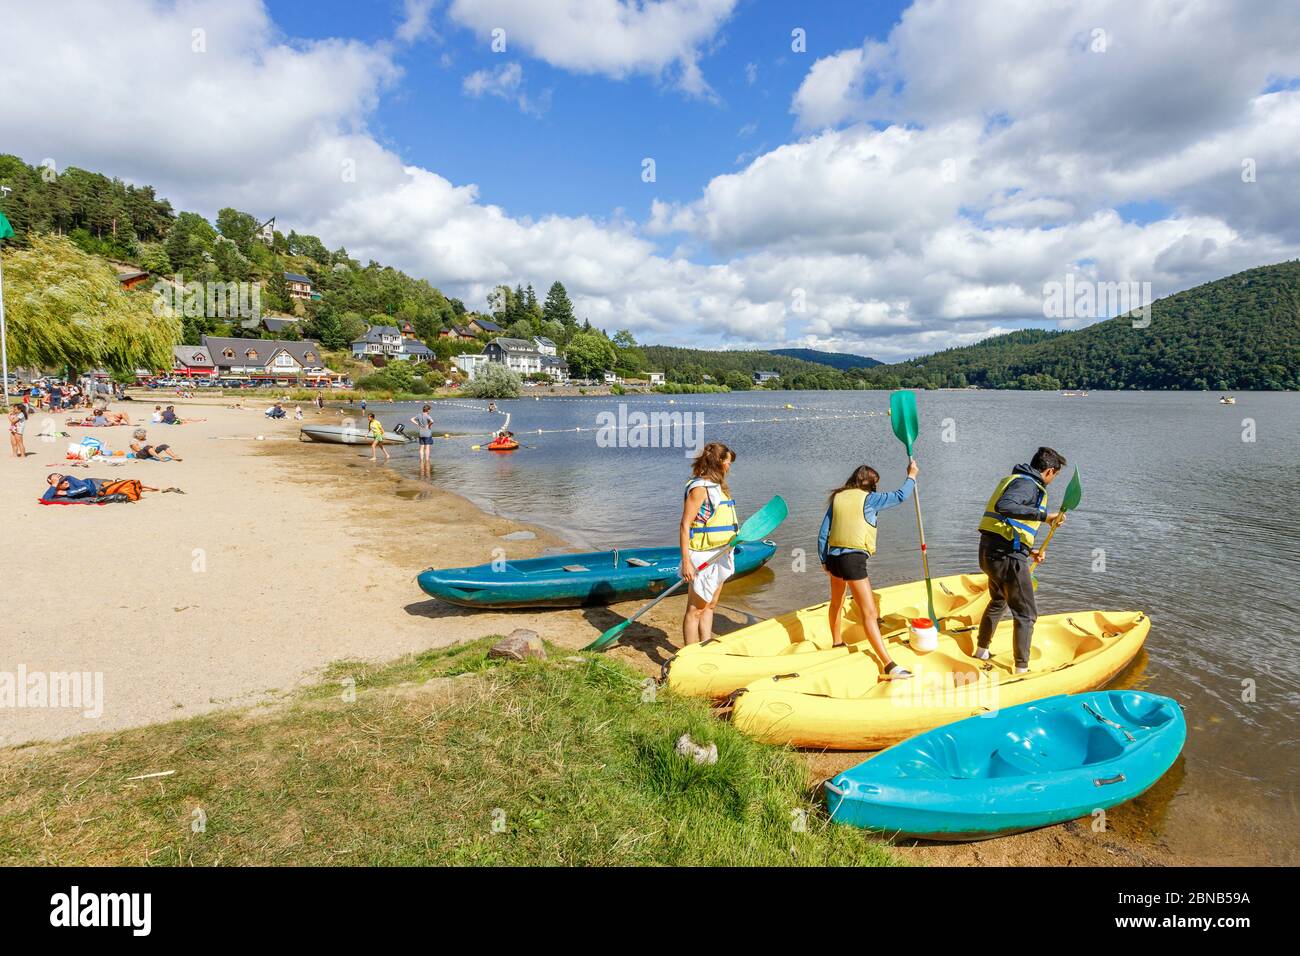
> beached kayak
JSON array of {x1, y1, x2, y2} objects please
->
[
  {"x1": 299, "y1": 424, "x2": 410, "y2": 445},
  {"x1": 730, "y1": 610, "x2": 1150, "y2": 750},
  {"x1": 824, "y1": 690, "x2": 1185, "y2": 840},
  {"x1": 418, "y1": 540, "x2": 778, "y2": 608},
  {"x1": 664, "y1": 573, "x2": 990, "y2": 698}
]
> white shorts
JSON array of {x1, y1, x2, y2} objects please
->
[{"x1": 686, "y1": 547, "x2": 735, "y2": 603}]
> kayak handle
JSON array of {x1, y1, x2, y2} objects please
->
[
  {"x1": 772, "y1": 672, "x2": 800, "y2": 681},
  {"x1": 1093, "y1": 773, "x2": 1126, "y2": 787},
  {"x1": 824, "y1": 780, "x2": 847, "y2": 797}
]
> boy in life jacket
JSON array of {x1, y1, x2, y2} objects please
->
[
  {"x1": 679, "y1": 442, "x2": 738, "y2": 645},
  {"x1": 974, "y1": 446, "x2": 1068, "y2": 674},
  {"x1": 818, "y1": 459, "x2": 919, "y2": 678}
]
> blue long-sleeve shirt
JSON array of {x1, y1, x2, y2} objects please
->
[
  {"x1": 42, "y1": 475, "x2": 100, "y2": 501},
  {"x1": 818, "y1": 478, "x2": 914, "y2": 563}
]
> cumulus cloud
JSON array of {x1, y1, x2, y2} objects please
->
[
  {"x1": 462, "y1": 62, "x2": 551, "y2": 116},
  {"x1": 445, "y1": 0, "x2": 737, "y2": 99},
  {"x1": 1, "y1": 0, "x2": 1298, "y2": 361}
]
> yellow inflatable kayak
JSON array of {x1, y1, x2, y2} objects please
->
[
  {"x1": 664, "y1": 573, "x2": 991, "y2": 699},
  {"x1": 730, "y1": 610, "x2": 1149, "y2": 750}
]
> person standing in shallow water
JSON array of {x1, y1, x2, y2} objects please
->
[
  {"x1": 367, "y1": 413, "x2": 389, "y2": 462},
  {"x1": 679, "y1": 442, "x2": 739, "y2": 645},
  {"x1": 411, "y1": 403, "x2": 435, "y2": 476}
]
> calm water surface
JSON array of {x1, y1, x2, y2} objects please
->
[{"x1": 363, "y1": 389, "x2": 1298, "y2": 861}]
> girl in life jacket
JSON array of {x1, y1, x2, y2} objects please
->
[
  {"x1": 679, "y1": 442, "x2": 739, "y2": 645},
  {"x1": 817, "y1": 459, "x2": 919, "y2": 678}
]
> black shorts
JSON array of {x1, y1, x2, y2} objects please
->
[
  {"x1": 418, "y1": 435, "x2": 434, "y2": 446},
  {"x1": 824, "y1": 551, "x2": 870, "y2": 581}
]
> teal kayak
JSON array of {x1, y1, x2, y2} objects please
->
[
  {"x1": 418, "y1": 540, "x2": 777, "y2": 608},
  {"x1": 825, "y1": 691, "x2": 1186, "y2": 841}
]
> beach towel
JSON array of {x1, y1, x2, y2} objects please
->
[{"x1": 38, "y1": 494, "x2": 133, "y2": 506}]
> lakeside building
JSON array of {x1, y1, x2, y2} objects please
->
[
  {"x1": 541, "y1": 354, "x2": 570, "y2": 383},
  {"x1": 350, "y1": 324, "x2": 435, "y2": 362},
  {"x1": 603, "y1": 370, "x2": 620, "y2": 385},
  {"x1": 753, "y1": 369, "x2": 781, "y2": 385},
  {"x1": 648, "y1": 371, "x2": 665, "y2": 386},
  {"x1": 439, "y1": 326, "x2": 478, "y2": 341},
  {"x1": 200, "y1": 335, "x2": 335, "y2": 384},
  {"x1": 468, "y1": 317, "x2": 504, "y2": 336},
  {"x1": 453, "y1": 353, "x2": 489, "y2": 380},
  {"x1": 485, "y1": 337, "x2": 543, "y2": 376},
  {"x1": 170, "y1": 345, "x2": 218, "y2": 380},
  {"x1": 534, "y1": 336, "x2": 557, "y2": 356}
]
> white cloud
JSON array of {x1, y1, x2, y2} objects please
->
[
  {"x1": 462, "y1": 62, "x2": 551, "y2": 116},
  {"x1": 744, "y1": 61, "x2": 757, "y2": 85},
  {"x1": 396, "y1": 0, "x2": 439, "y2": 44},
  {"x1": 445, "y1": 0, "x2": 737, "y2": 99},
  {"x1": 1, "y1": 0, "x2": 1298, "y2": 363}
]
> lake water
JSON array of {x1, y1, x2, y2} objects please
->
[{"x1": 363, "y1": 389, "x2": 1299, "y2": 861}]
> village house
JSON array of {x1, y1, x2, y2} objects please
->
[
  {"x1": 467, "y1": 317, "x2": 504, "y2": 336},
  {"x1": 453, "y1": 353, "x2": 489, "y2": 380},
  {"x1": 752, "y1": 369, "x2": 781, "y2": 385},
  {"x1": 484, "y1": 337, "x2": 543, "y2": 375},
  {"x1": 541, "y1": 354, "x2": 570, "y2": 383},
  {"x1": 534, "y1": 336, "x2": 557, "y2": 356},
  {"x1": 439, "y1": 326, "x2": 478, "y2": 341},
  {"x1": 350, "y1": 325, "x2": 404, "y2": 359},
  {"x1": 201, "y1": 335, "x2": 333, "y2": 384},
  {"x1": 169, "y1": 345, "x2": 217, "y2": 380},
  {"x1": 284, "y1": 272, "x2": 316, "y2": 301}
]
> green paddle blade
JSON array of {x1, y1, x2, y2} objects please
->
[
  {"x1": 736, "y1": 494, "x2": 788, "y2": 542},
  {"x1": 1061, "y1": 466, "x2": 1083, "y2": 512},
  {"x1": 889, "y1": 390, "x2": 919, "y2": 455}
]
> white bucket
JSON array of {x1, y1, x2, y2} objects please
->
[{"x1": 909, "y1": 618, "x2": 938, "y2": 653}]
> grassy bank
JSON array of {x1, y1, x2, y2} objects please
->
[{"x1": 0, "y1": 639, "x2": 897, "y2": 866}]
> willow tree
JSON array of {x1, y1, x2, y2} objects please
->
[{"x1": 1, "y1": 233, "x2": 179, "y2": 373}]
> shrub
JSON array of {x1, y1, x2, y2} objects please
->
[{"x1": 464, "y1": 363, "x2": 522, "y2": 399}]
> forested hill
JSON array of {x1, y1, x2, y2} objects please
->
[
  {"x1": 767, "y1": 347, "x2": 882, "y2": 369},
  {"x1": 864, "y1": 262, "x2": 1300, "y2": 390},
  {"x1": 640, "y1": 345, "x2": 858, "y2": 388}
]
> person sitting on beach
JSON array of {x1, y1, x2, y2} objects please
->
[
  {"x1": 161, "y1": 405, "x2": 182, "y2": 424},
  {"x1": 367, "y1": 413, "x2": 389, "y2": 462},
  {"x1": 130, "y1": 428, "x2": 181, "y2": 461},
  {"x1": 151, "y1": 405, "x2": 164, "y2": 423},
  {"x1": 265, "y1": 402, "x2": 286, "y2": 419}
]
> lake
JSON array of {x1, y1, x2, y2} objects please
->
[{"x1": 364, "y1": 388, "x2": 1299, "y2": 862}]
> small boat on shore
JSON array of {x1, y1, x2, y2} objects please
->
[
  {"x1": 730, "y1": 609, "x2": 1150, "y2": 750},
  {"x1": 418, "y1": 540, "x2": 778, "y2": 608},
  {"x1": 299, "y1": 424, "x2": 410, "y2": 445},
  {"x1": 1219, "y1": 395, "x2": 1236, "y2": 405},
  {"x1": 824, "y1": 690, "x2": 1185, "y2": 841}
]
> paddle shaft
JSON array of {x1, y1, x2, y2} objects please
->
[
  {"x1": 617, "y1": 541, "x2": 739, "y2": 627},
  {"x1": 909, "y1": 470, "x2": 938, "y2": 624}
]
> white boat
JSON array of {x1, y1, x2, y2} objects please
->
[
  {"x1": 1219, "y1": 396, "x2": 1236, "y2": 405},
  {"x1": 299, "y1": 424, "x2": 410, "y2": 445}
]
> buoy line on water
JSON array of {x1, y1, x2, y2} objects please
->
[{"x1": 378, "y1": 410, "x2": 887, "y2": 448}]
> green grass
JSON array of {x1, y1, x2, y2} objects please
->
[{"x1": 0, "y1": 640, "x2": 898, "y2": 866}]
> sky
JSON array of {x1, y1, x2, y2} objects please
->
[{"x1": 1, "y1": 0, "x2": 1298, "y2": 361}]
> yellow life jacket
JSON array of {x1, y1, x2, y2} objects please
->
[
  {"x1": 978, "y1": 473, "x2": 1047, "y2": 550},
  {"x1": 827, "y1": 488, "x2": 879, "y2": 555},
  {"x1": 685, "y1": 478, "x2": 738, "y2": 551}
]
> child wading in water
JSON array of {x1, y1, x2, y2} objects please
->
[
  {"x1": 818, "y1": 459, "x2": 919, "y2": 678},
  {"x1": 679, "y1": 442, "x2": 739, "y2": 645},
  {"x1": 367, "y1": 413, "x2": 389, "y2": 461}
]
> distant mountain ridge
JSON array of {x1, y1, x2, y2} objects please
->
[
  {"x1": 861, "y1": 261, "x2": 1300, "y2": 391},
  {"x1": 766, "y1": 347, "x2": 882, "y2": 370}
]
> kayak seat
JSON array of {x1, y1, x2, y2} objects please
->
[
  {"x1": 562, "y1": 565, "x2": 591, "y2": 573},
  {"x1": 1107, "y1": 691, "x2": 1175, "y2": 729},
  {"x1": 624, "y1": 558, "x2": 653, "y2": 567}
]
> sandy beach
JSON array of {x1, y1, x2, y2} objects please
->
[{"x1": 0, "y1": 394, "x2": 1262, "y2": 866}]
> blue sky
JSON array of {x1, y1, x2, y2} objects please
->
[
  {"x1": 3, "y1": 1, "x2": 1298, "y2": 359},
  {"x1": 270, "y1": 1, "x2": 909, "y2": 240}
]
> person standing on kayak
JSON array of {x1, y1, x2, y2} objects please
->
[
  {"x1": 680, "y1": 442, "x2": 738, "y2": 645},
  {"x1": 818, "y1": 460, "x2": 919, "y2": 678},
  {"x1": 974, "y1": 446, "x2": 1068, "y2": 674}
]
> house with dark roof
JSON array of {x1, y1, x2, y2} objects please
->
[
  {"x1": 484, "y1": 337, "x2": 542, "y2": 375},
  {"x1": 534, "y1": 336, "x2": 557, "y2": 356},
  {"x1": 284, "y1": 272, "x2": 316, "y2": 301},
  {"x1": 439, "y1": 326, "x2": 478, "y2": 341},
  {"x1": 350, "y1": 325, "x2": 403, "y2": 359},
  {"x1": 398, "y1": 339, "x2": 435, "y2": 362},
  {"x1": 752, "y1": 369, "x2": 781, "y2": 385},
  {"x1": 201, "y1": 335, "x2": 332, "y2": 382},
  {"x1": 468, "y1": 317, "x2": 503, "y2": 336},
  {"x1": 170, "y1": 345, "x2": 217, "y2": 379},
  {"x1": 541, "y1": 354, "x2": 569, "y2": 383}
]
